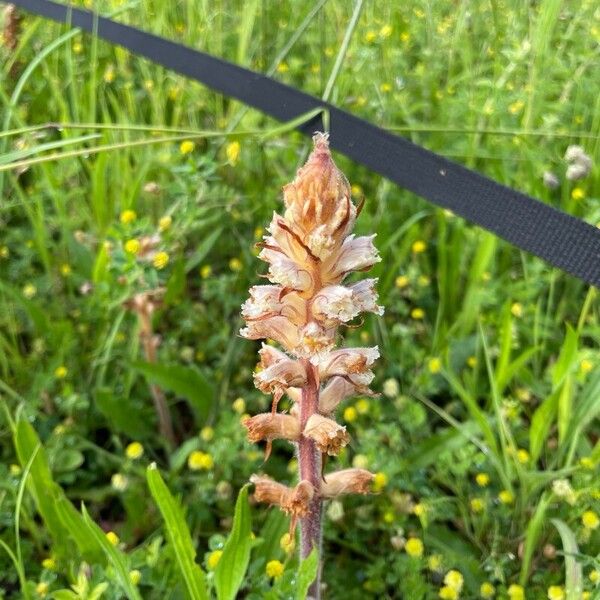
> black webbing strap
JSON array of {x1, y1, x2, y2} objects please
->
[{"x1": 9, "y1": 0, "x2": 600, "y2": 287}]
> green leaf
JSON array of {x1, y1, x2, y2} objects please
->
[
  {"x1": 529, "y1": 390, "x2": 559, "y2": 462},
  {"x1": 551, "y1": 325, "x2": 578, "y2": 389},
  {"x1": 164, "y1": 258, "x2": 187, "y2": 305},
  {"x1": 215, "y1": 485, "x2": 252, "y2": 600},
  {"x1": 95, "y1": 387, "x2": 149, "y2": 438},
  {"x1": 253, "y1": 509, "x2": 288, "y2": 567},
  {"x1": 551, "y1": 519, "x2": 583, "y2": 600},
  {"x1": 146, "y1": 464, "x2": 208, "y2": 600},
  {"x1": 51, "y1": 591, "x2": 79, "y2": 600},
  {"x1": 519, "y1": 494, "x2": 550, "y2": 585},
  {"x1": 80, "y1": 505, "x2": 143, "y2": 600},
  {"x1": 295, "y1": 549, "x2": 319, "y2": 600},
  {"x1": 14, "y1": 419, "x2": 70, "y2": 552},
  {"x1": 133, "y1": 361, "x2": 215, "y2": 425}
]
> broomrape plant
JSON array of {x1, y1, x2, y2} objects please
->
[{"x1": 240, "y1": 133, "x2": 383, "y2": 596}]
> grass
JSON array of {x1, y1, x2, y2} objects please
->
[{"x1": 0, "y1": 0, "x2": 599, "y2": 598}]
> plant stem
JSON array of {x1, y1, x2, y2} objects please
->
[{"x1": 298, "y1": 360, "x2": 322, "y2": 598}]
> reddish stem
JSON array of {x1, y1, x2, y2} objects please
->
[{"x1": 298, "y1": 360, "x2": 322, "y2": 598}]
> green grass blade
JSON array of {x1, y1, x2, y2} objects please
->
[
  {"x1": 80, "y1": 505, "x2": 143, "y2": 600},
  {"x1": 215, "y1": 485, "x2": 252, "y2": 600},
  {"x1": 146, "y1": 464, "x2": 208, "y2": 600},
  {"x1": 551, "y1": 519, "x2": 584, "y2": 600}
]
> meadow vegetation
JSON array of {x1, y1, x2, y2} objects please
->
[{"x1": 0, "y1": 1, "x2": 599, "y2": 598}]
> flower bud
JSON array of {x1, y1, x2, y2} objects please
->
[
  {"x1": 304, "y1": 414, "x2": 350, "y2": 455},
  {"x1": 243, "y1": 413, "x2": 301, "y2": 443},
  {"x1": 320, "y1": 469, "x2": 375, "y2": 498},
  {"x1": 282, "y1": 133, "x2": 355, "y2": 259}
]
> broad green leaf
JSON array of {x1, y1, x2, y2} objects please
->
[
  {"x1": 164, "y1": 258, "x2": 187, "y2": 305},
  {"x1": 80, "y1": 505, "x2": 143, "y2": 600},
  {"x1": 215, "y1": 485, "x2": 252, "y2": 600},
  {"x1": 51, "y1": 591, "x2": 79, "y2": 600},
  {"x1": 146, "y1": 465, "x2": 208, "y2": 600},
  {"x1": 133, "y1": 361, "x2": 214, "y2": 425},
  {"x1": 295, "y1": 549, "x2": 319, "y2": 600},
  {"x1": 551, "y1": 519, "x2": 583, "y2": 600}
]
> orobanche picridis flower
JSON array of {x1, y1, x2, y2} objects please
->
[{"x1": 241, "y1": 133, "x2": 383, "y2": 596}]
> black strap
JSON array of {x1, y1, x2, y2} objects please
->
[{"x1": 10, "y1": 0, "x2": 600, "y2": 287}]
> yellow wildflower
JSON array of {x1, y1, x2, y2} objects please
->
[
  {"x1": 411, "y1": 308, "x2": 425, "y2": 320},
  {"x1": 200, "y1": 426, "x2": 214, "y2": 442},
  {"x1": 352, "y1": 454, "x2": 369, "y2": 469},
  {"x1": 232, "y1": 397, "x2": 246, "y2": 413},
  {"x1": 153, "y1": 251, "x2": 170, "y2": 270},
  {"x1": 467, "y1": 356, "x2": 477, "y2": 368},
  {"x1": 480, "y1": 581, "x2": 495, "y2": 598},
  {"x1": 379, "y1": 24, "x2": 393, "y2": 38},
  {"x1": 507, "y1": 584, "x2": 524, "y2": 600},
  {"x1": 355, "y1": 398, "x2": 370, "y2": 414},
  {"x1": 179, "y1": 140, "x2": 195, "y2": 155},
  {"x1": 580, "y1": 359, "x2": 593, "y2": 374},
  {"x1": 428, "y1": 554, "x2": 442, "y2": 571},
  {"x1": 589, "y1": 569, "x2": 600, "y2": 583},
  {"x1": 200, "y1": 265, "x2": 212, "y2": 279},
  {"x1": 582, "y1": 510, "x2": 599, "y2": 530},
  {"x1": 380, "y1": 82, "x2": 392, "y2": 93},
  {"x1": 266, "y1": 559, "x2": 284, "y2": 579},
  {"x1": 276, "y1": 62, "x2": 289, "y2": 73},
  {"x1": 571, "y1": 187, "x2": 585, "y2": 201},
  {"x1": 54, "y1": 366, "x2": 68, "y2": 379},
  {"x1": 60, "y1": 263, "x2": 72, "y2": 276},
  {"x1": 508, "y1": 100, "x2": 524, "y2": 115},
  {"x1": 229, "y1": 257, "x2": 242, "y2": 271},
  {"x1": 373, "y1": 472, "x2": 388, "y2": 492},
  {"x1": 470, "y1": 497, "x2": 485, "y2": 513},
  {"x1": 428, "y1": 358, "x2": 442, "y2": 374},
  {"x1": 226, "y1": 141, "x2": 241, "y2": 165},
  {"x1": 207, "y1": 550, "x2": 222, "y2": 570},
  {"x1": 129, "y1": 570, "x2": 141, "y2": 585},
  {"x1": 444, "y1": 570, "x2": 464, "y2": 592},
  {"x1": 547, "y1": 586, "x2": 564, "y2": 600},
  {"x1": 125, "y1": 442, "x2": 144, "y2": 460},
  {"x1": 364, "y1": 31, "x2": 377, "y2": 44},
  {"x1": 516, "y1": 449, "x2": 530, "y2": 464},
  {"x1": 41, "y1": 557, "x2": 56, "y2": 570},
  {"x1": 412, "y1": 240, "x2": 427, "y2": 254},
  {"x1": 35, "y1": 582, "x2": 49, "y2": 598},
  {"x1": 498, "y1": 490, "x2": 514, "y2": 504},
  {"x1": 159, "y1": 215, "x2": 172, "y2": 232},
  {"x1": 395, "y1": 275, "x2": 410, "y2": 288},
  {"x1": 439, "y1": 587, "x2": 458, "y2": 600},
  {"x1": 124, "y1": 239, "x2": 140, "y2": 255},
  {"x1": 343, "y1": 406, "x2": 358, "y2": 422},
  {"x1": 0, "y1": 245, "x2": 9, "y2": 258},
  {"x1": 511, "y1": 302, "x2": 523, "y2": 317},
  {"x1": 275, "y1": 532, "x2": 293, "y2": 554},
  {"x1": 105, "y1": 531, "x2": 119, "y2": 546},
  {"x1": 188, "y1": 451, "x2": 214, "y2": 471},
  {"x1": 23, "y1": 284, "x2": 37, "y2": 299},
  {"x1": 405, "y1": 537, "x2": 424, "y2": 558},
  {"x1": 120, "y1": 209, "x2": 137, "y2": 224}
]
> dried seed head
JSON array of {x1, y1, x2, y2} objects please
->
[
  {"x1": 320, "y1": 468, "x2": 375, "y2": 498},
  {"x1": 243, "y1": 413, "x2": 301, "y2": 443},
  {"x1": 304, "y1": 414, "x2": 350, "y2": 455},
  {"x1": 3, "y1": 5, "x2": 22, "y2": 51},
  {"x1": 250, "y1": 475, "x2": 314, "y2": 518}
]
